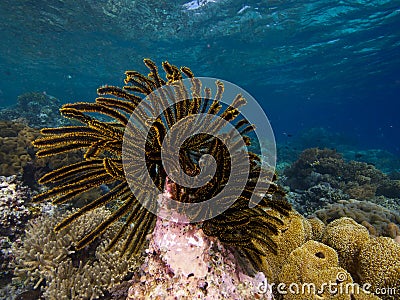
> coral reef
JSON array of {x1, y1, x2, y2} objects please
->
[
  {"x1": 376, "y1": 180, "x2": 400, "y2": 199},
  {"x1": 283, "y1": 148, "x2": 400, "y2": 214},
  {"x1": 0, "y1": 175, "x2": 33, "y2": 284},
  {"x1": 0, "y1": 175, "x2": 32, "y2": 237},
  {"x1": 0, "y1": 92, "x2": 65, "y2": 128},
  {"x1": 284, "y1": 148, "x2": 344, "y2": 191},
  {"x1": 315, "y1": 199, "x2": 400, "y2": 238},
  {"x1": 32, "y1": 59, "x2": 291, "y2": 274},
  {"x1": 288, "y1": 183, "x2": 349, "y2": 215},
  {"x1": 12, "y1": 207, "x2": 137, "y2": 299},
  {"x1": 126, "y1": 209, "x2": 272, "y2": 299},
  {"x1": 0, "y1": 120, "x2": 83, "y2": 187},
  {"x1": 345, "y1": 149, "x2": 400, "y2": 174},
  {"x1": 0, "y1": 121, "x2": 40, "y2": 176},
  {"x1": 358, "y1": 237, "x2": 400, "y2": 300}
]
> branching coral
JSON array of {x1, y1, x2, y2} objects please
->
[
  {"x1": 32, "y1": 59, "x2": 291, "y2": 273},
  {"x1": 12, "y1": 207, "x2": 137, "y2": 299}
]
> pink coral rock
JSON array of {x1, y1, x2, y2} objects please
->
[{"x1": 126, "y1": 194, "x2": 272, "y2": 299}]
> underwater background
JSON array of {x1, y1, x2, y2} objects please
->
[
  {"x1": 1, "y1": 1, "x2": 400, "y2": 300},
  {"x1": 1, "y1": 0, "x2": 399, "y2": 157}
]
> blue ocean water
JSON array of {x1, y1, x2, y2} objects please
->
[{"x1": 0, "y1": 0, "x2": 399, "y2": 156}]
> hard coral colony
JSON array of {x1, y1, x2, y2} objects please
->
[
  {"x1": 7, "y1": 60, "x2": 399, "y2": 300},
  {"x1": 32, "y1": 59, "x2": 291, "y2": 281}
]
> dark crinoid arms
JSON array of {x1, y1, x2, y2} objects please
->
[{"x1": 32, "y1": 59, "x2": 292, "y2": 270}]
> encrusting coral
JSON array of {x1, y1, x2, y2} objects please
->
[
  {"x1": 31, "y1": 58, "x2": 292, "y2": 274},
  {"x1": 126, "y1": 192, "x2": 273, "y2": 299},
  {"x1": 12, "y1": 207, "x2": 137, "y2": 299},
  {"x1": 315, "y1": 199, "x2": 400, "y2": 238}
]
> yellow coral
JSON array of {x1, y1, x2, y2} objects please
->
[
  {"x1": 277, "y1": 240, "x2": 354, "y2": 300},
  {"x1": 307, "y1": 217, "x2": 325, "y2": 241},
  {"x1": 386, "y1": 223, "x2": 400, "y2": 239},
  {"x1": 358, "y1": 237, "x2": 400, "y2": 300},
  {"x1": 321, "y1": 217, "x2": 370, "y2": 279},
  {"x1": 0, "y1": 121, "x2": 39, "y2": 175},
  {"x1": 262, "y1": 211, "x2": 312, "y2": 280}
]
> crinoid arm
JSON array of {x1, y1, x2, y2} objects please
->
[{"x1": 33, "y1": 59, "x2": 291, "y2": 271}]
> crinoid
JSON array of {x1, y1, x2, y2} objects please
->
[{"x1": 32, "y1": 59, "x2": 292, "y2": 271}]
